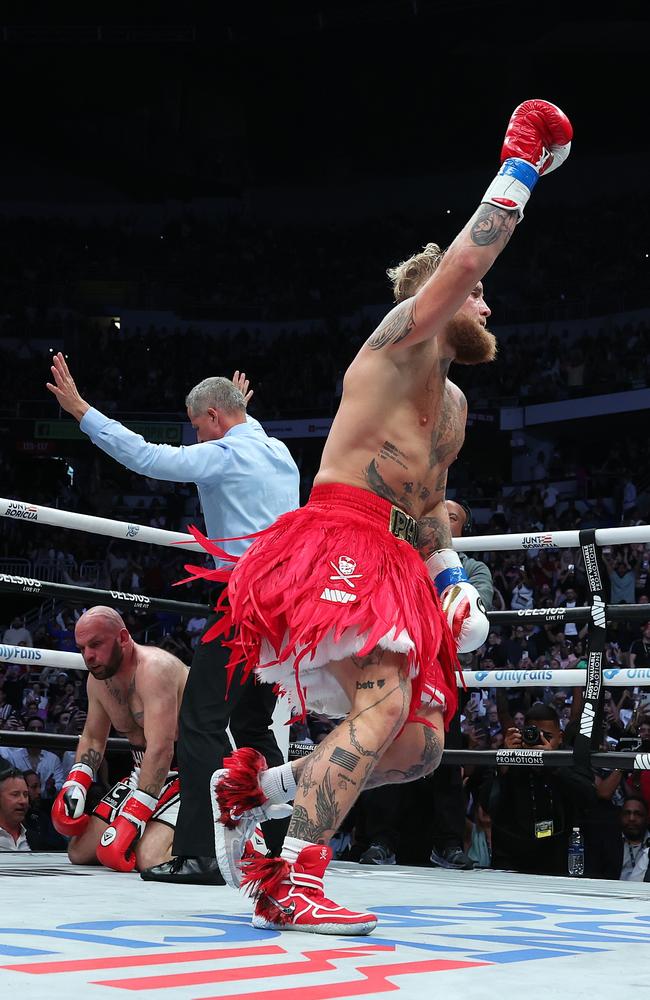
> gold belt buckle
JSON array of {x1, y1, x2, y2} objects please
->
[{"x1": 389, "y1": 506, "x2": 419, "y2": 547}]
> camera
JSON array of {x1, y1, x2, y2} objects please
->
[
  {"x1": 522, "y1": 724, "x2": 541, "y2": 746},
  {"x1": 617, "y1": 736, "x2": 650, "y2": 752}
]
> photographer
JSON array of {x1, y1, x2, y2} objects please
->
[{"x1": 479, "y1": 704, "x2": 597, "y2": 875}]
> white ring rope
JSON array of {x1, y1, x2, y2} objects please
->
[
  {"x1": 0, "y1": 497, "x2": 200, "y2": 551},
  {"x1": 2, "y1": 495, "x2": 648, "y2": 554},
  {"x1": 2, "y1": 644, "x2": 649, "y2": 689},
  {"x1": 458, "y1": 525, "x2": 650, "y2": 552},
  {"x1": 2, "y1": 497, "x2": 649, "y2": 701}
]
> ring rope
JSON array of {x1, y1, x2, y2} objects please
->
[
  {"x1": 1, "y1": 728, "x2": 649, "y2": 771},
  {"x1": 3, "y1": 498, "x2": 650, "y2": 779},
  {"x1": 0, "y1": 644, "x2": 646, "y2": 692},
  {"x1": 0, "y1": 497, "x2": 201, "y2": 551},
  {"x1": 1, "y1": 572, "x2": 648, "y2": 627},
  {"x1": 3, "y1": 495, "x2": 648, "y2": 554},
  {"x1": 0, "y1": 574, "x2": 212, "y2": 617}
]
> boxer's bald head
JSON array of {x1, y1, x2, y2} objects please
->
[{"x1": 75, "y1": 606, "x2": 131, "y2": 680}]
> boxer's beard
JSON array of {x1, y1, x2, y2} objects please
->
[
  {"x1": 446, "y1": 314, "x2": 497, "y2": 365},
  {"x1": 87, "y1": 640, "x2": 122, "y2": 680}
]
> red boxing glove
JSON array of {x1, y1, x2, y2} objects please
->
[
  {"x1": 96, "y1": 789, "x2": 157, "y2": 872},
  {"x1": 51, "y1": 762, "x2": 94, "y2": 838},
  {"x1": 483, "y1": 99, "x2": 573, "y2": 219},
  {"x1": 501, "y1": 99, "x2": 573, "y2": 176}
]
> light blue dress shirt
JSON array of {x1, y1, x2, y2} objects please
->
[{"x1": 80, "y1": 408, "x2": 300, "y2": 564}]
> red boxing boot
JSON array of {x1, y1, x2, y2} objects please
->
[{"x1": 241, "y1": 844, "x2": 377, "y2": 935}]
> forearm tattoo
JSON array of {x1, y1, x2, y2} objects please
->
[
  {"x1": 80, "y1": 748, "x2": 102, "y2": 774},
  {"x1": 418, "y1": 515, "x2": 453, "y2": 558},
  {"x1": 472, "y1": 204, "x2": 517, "y2": 246},
  {"x1": 141, "y1": 766, "x2": 168, "y2": 798},
  {"x1": 368, "y1": 299, "x2": 416, "y2": 350}
]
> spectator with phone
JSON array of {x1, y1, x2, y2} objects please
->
[{"x1": 509, "y1": 565, "x2": 535, "y2": 611}]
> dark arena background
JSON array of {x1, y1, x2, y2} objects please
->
[{"x1": 1, "y1": 4, "x2": 650, "y2": 999}]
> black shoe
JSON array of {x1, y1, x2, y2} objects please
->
[
  {"x1": 359, "y1": 841, "x2": 396, "y2": 865},
  {"x1": 140, "y1": 856, "x2": 226, "y2": 885},
  {"x1": 429, "y1": 846, "x2": 481, "y2": 870}
]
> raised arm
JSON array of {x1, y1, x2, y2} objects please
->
[
  {"x1": 367, "y1": 100, "x2": 572, "y2": 353},
  {"x1": 46, "y1": 352, "x2": 226, "y2": 485}
]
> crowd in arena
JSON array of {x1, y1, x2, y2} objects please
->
[{"x1": 1, "y1": 199, "x2": 649, "y2": 880}]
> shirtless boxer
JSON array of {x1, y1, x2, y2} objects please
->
[
  {"x1": 51, "y1": 606, "x2": 188, "y2": 872},
  {"x1": 201, "y1": 99, "x2": 573, "y2": 932}
]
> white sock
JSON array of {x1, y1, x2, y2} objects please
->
[
  {"x1": 259, "y1": 762, "x2": 297, "y2": 804},
  {"x1": 281, "y1": 836, "x2": 311, "y2": 864}
]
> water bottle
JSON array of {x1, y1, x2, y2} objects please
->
[{"x1": 567, "y1": 826, "x2": 584, "y2": 877}]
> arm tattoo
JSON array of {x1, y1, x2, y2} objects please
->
[
  {"x1": 472, "y1": 204, "x2": 517, "y2": 247},
  {"x1": 368, "y1": 299, "x2": 416, "y2": 350},
  {"x1": 418, "y1": 515, "x2": 453, "y2": 558},
  {"x1": 141, "y1": 767, "x2": 167, "y2": 798},
  {"x1": 80, "y1": 748, "x2": 102, "y2": 774}
]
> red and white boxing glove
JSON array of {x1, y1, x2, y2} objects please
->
[
  {"x1": 51, "y1": 762, "x2": 94, "y2": 838},
  {"x1": 483, "y1": 99, "x2": 573, "y2": 220},
  {"x1": 95, "y1": 789, "x2": 157, "y2": 872},
  {"x1": 426, "y1": 549, "x2": 490, "y2": 654}
]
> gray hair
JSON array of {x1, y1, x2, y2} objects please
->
[{"x1": 185, "y1": 377, "x2": 246, "y2": 416}]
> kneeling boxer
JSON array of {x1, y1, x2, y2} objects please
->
[{"x1": 52, "y1": 606, "x2": 187, "y2": 872}]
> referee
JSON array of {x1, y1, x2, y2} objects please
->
[{"x1": 47, "y1": 356, "x2": 299, "y2": 883}]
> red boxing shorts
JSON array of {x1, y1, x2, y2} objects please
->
[{"x1": 184, "y1": 483, "x2": 459, "y2": 727}]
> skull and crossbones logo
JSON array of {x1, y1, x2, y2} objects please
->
[{"x1": 329, "y1": 555, "x2": 362, "y2": 589}]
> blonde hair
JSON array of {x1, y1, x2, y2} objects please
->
[{"x1": 387, "y1": 242, "x2": 445, "y2": 303}]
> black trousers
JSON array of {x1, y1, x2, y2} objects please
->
[
  {"x1": 173, "y1": 612, "x2": 287, "y2": 858},
  {"x1": 429, "y1": 710, "x2": 465, "y2": 852}
]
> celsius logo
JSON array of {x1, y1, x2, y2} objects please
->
[{"x1": 110, "y1": 592, "x2": 150, "y2": 605}]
